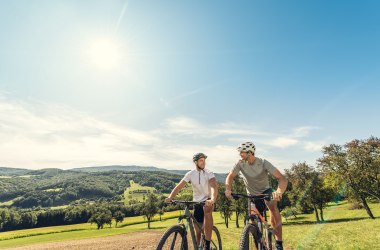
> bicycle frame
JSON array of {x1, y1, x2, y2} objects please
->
[
  {"x1": 175, "y1": 201, "x2": 207, "y2": 250},
  {"x1": 246, "y1": 201, "x2": 271, "y2": 244},
  {"x1": 233, "y1": 193, "x2": 273, "y2": 250}
]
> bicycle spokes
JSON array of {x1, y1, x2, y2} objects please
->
[
  {"x1": 163, "y1": 232, "x2": 181, "y2": 250},
  {"x1": 158, "y1": 228, "x2": 187, "y2": 250}
]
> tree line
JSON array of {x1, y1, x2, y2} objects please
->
[
  {"x1": 0, "y1": 194, "x2": 179, "y2": 231},
  {"x1": 0, "y1": 171, "x2": 181, "y2": 209},
  {"x1": 0, "y1": 136, "x2": 378, "y2": 231},
  {"x1": 216, "y1": 136, "x2": 379, "y2": 227}
]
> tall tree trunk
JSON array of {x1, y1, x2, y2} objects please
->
[
  {"x1": 313, "y1": 205, "x2": 320, "y2": 222},
  {"x1": 235, "y1": 211, "x2": 240, "y2": 228},
  {"x1": 225, "y1": 216, "x2": 228, "y2": 228},
  {"x1": 360, "y1": 195, "x2": 375, "y2": 219},
  {"x1": 319, "y1": 206, "x2": 324, "y2": 221}
]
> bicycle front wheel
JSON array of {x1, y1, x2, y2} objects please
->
[
  {"x1": 210, "y1": 226, "x2": 222, "y2": 250},
  {"x1": 266, "y1": 229, "x2": 274, "y2": 250},
  {"x1": 239, "y1": 224, "x2": 261, "y2": 250},
  {"x1": 156, "y1": 225, "x2": 188, "y2": 250}
]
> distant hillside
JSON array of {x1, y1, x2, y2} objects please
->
[
  {"x1": 0, "y1": 168, "x2": 183, "y2": 209},
  {"x1": 71, "y1": 165, "x2": 226, "y2": 182},
  {"x1": 0, "y1": 165, "x2": 226, "y2": 209},
  {"x1": 0, "y1": 167, "x2": 31, "y2": 176},
  {"x1": 72, "y1": 165, "x2": 190, "y2": 177},
  {"x1": 72, "y1": 165, "x2": 164, "y2": 173}
]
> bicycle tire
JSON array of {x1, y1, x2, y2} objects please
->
[
  {"x1": 156, "y1": 225, "x2": 188, "y2": 250},
  {"x1": 266, "y1": 229, "x2": 274, "y2": 250},
  {"x1": 239, "y1": 223, "x2": 261, "y2": 250},
  {"x1": 210, "y1": 226, "x2": 222, "y2": 250}
]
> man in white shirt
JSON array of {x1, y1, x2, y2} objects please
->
[{"x1": 165, "y1": 153, "x2": 218, "y2": 250}]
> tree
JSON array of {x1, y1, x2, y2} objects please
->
[
  {"x1": 113, "y1": 210, "x2": 124, "y2": 227},
  {"x1": 0, "y1": 209, "x2": 11, "y2": 231},
  {"x1": 216, "y1": 184, "x2": 232, "y2": 228},
  {"x1": 280, "y1": 207, "x2": 297, "y2": 222},
  {"x1": 20, "y1": 211, "x2": 38, "y2": 229},
  {"x1": 232, "y1": 177, "x2": 246, "y2": 228},
  {"x1": 88, "y1": 206, "x2": 112, "y2": 229},
  {"x1": 285, "y1": 162, "x2": 334, "y2": 222},
  {"x1": 285, "y1": 162, "x2": 314, "y2": 214},
  {"x1": 318, "y1": 137, "x2": 379, "y2": 219},
  {"x1": 156, "y1": 195, "x2": 166, "y2": 221},
  {"x1": 141, "y1": 194, "x2": 159, "y2": 229},
  {"x1": 309, "y1": 172, "x2": 335, "y2": 222}
]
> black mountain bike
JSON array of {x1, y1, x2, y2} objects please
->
[
  {"x1": 232, "y1": 193, "x2": 275, "y2": 250},
  {"x1": 156, "y1": 200, "x2": 222, "y2": 250}
]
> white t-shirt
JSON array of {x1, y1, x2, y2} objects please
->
[{"x1": 182, "y1": 169, "x2": 216, "y2": 202}]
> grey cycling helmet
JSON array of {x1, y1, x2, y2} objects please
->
[
  {"x1": 237, "y1": 142, "x2": 256, "y2": 153},
  {"x1": 193, "y1": 153, "x2": 207, "y2": 161}
]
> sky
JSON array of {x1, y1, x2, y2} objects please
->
[{"x1": 0, "y1": 0, "x2": 379, "y2": 173}]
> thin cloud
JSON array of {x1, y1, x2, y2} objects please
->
[
  {"x1": 304, "y1": 141, "x2": 325, "y2": 152},
  {"x1": 0, "y1": 97, "x2": 322, "y2": 172},
  {"x1": 114, "y1": 1, "x2": 129, "y2": 34},
  {"x1": 160, "y1": 84, "x2": 217, "y2": 107},
  {"x1": 267, "y1": 137, "x2": 299, "y2": 148},
  {"x1": 291, "y1": 126, "x2": 320, "y2": 138}
]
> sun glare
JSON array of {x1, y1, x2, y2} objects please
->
[{"x1": 89, "y1": 39, "x2": 120, "y2": 70}]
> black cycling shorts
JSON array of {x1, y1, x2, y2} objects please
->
[
  {"x1": 253, "y1": 188, "x2": 272, "y2": 216},
  {"x1": 194, "y1": 204, "x2": 204, "y2": 223}
]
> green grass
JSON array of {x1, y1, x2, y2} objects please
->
[
  {"x1": 0, "y1": 210, "x2": 181, "y2": 248},
  {"x1": 44, "y1": 188, "x2": 63, "y2": 192},
  {"x1": 281, "y1": 201, "x2": 380, "y2": 250},
  {"x1": 0, "y1": 197, "x2": 22, "y2": 207},
  {"x1": 0, "y1": 200, "x2": 13, "y2": 207},
  {"x1": 123, "y1": 180, "x2": 157, "y2": 205},
  {"x1": 0, "y1": 201, "x2": 378, "y2": 249}
]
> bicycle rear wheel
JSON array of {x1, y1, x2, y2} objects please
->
[
  {"x1": 210, "y1": 226, "x2": 222, "y2": 250},
  {"x1": 156, "y1": 225, "x2": 188, "y2": 250},
  {"x1": 239, "y1": 224, "x2": 261, "y2": 250}
]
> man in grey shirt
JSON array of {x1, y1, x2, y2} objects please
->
[{"x1": 225, "y1": 141, "x2": 288, "y2": 250}]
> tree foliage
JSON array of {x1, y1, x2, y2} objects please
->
[
  {"x1": 318, "y1": 137, "x2": 379, "y2": 219},
  {"x1": 216, "y1": 183, "x2": 232, "y2": 228},
  {"x1": 285, "y1": 162, "x2": 335, "y2": 222},
  {"x1": 140, "y1": 194, "x2": 159, "y2": 229}
]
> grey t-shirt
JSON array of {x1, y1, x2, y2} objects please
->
[{"x1": 232, "y1": 157, "x2": 277, "y2": 195}]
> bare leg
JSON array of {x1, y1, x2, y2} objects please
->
[
  {"x1": 203, "y1": 204, "x2": 214, "y2": 241},
  {"x1": 266, "y1": 200, "x2": 282, "y2": 241},
  {"x1": 194, "y1": 222, "x2": 202, "y2": 245}
]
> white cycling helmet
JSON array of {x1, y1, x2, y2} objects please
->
[{"x1": 237, "y1": 141, "x2": 256, "y2": 153}]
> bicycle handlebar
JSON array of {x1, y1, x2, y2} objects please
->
[
  {"x1": 231, "y1": 193, "x2": 272, "y2": 201},
  {"x1": 170, "y1": 200, "x2": 206, "y2": 206}
]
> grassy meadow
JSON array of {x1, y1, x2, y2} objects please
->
[
  {"x1": 0, "y1": 201, "x2": 379, "y2": 249},
  {"x1": 123, "y1": 180, "x2": 157, "y2": 205}
]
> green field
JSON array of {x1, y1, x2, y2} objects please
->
[
  {"x1": 0, "y1": 201, "x2": 379, "y2": 249},
  {"x1": 123, "y1": 180, "x2": 158, "y2": 205}
]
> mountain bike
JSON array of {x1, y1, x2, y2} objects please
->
[
  {"x1": 232, "y1": 193, "x2": 274, "y2": 250},
  {"x1": 156, "y1": 200, "x2": 222, "y2": 250}
]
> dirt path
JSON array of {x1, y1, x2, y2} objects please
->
[{"x1": 5, "y1": 230, "x2": 163, "y2": 250}]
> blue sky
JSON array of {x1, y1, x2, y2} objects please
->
[{"x1": 0, "y1": 0, "x2": 379, "y2": 173}]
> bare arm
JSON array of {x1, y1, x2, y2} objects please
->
[
  {"x1": 207, "y1": 177, "x2": 218, "y2": 206},
  {"x1": 225, "y1": 171, "x2": 237, "y2": 198},
  {"x1": 272, "y1": 169, "x2": 288, "y2": 201},
  {"x1": 165, "y1": 180, "x2": 187, "y2": 203}
]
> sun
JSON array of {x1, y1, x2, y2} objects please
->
[{"x1": 88, "y1": 39, "x2": 120, "y2": 70}]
